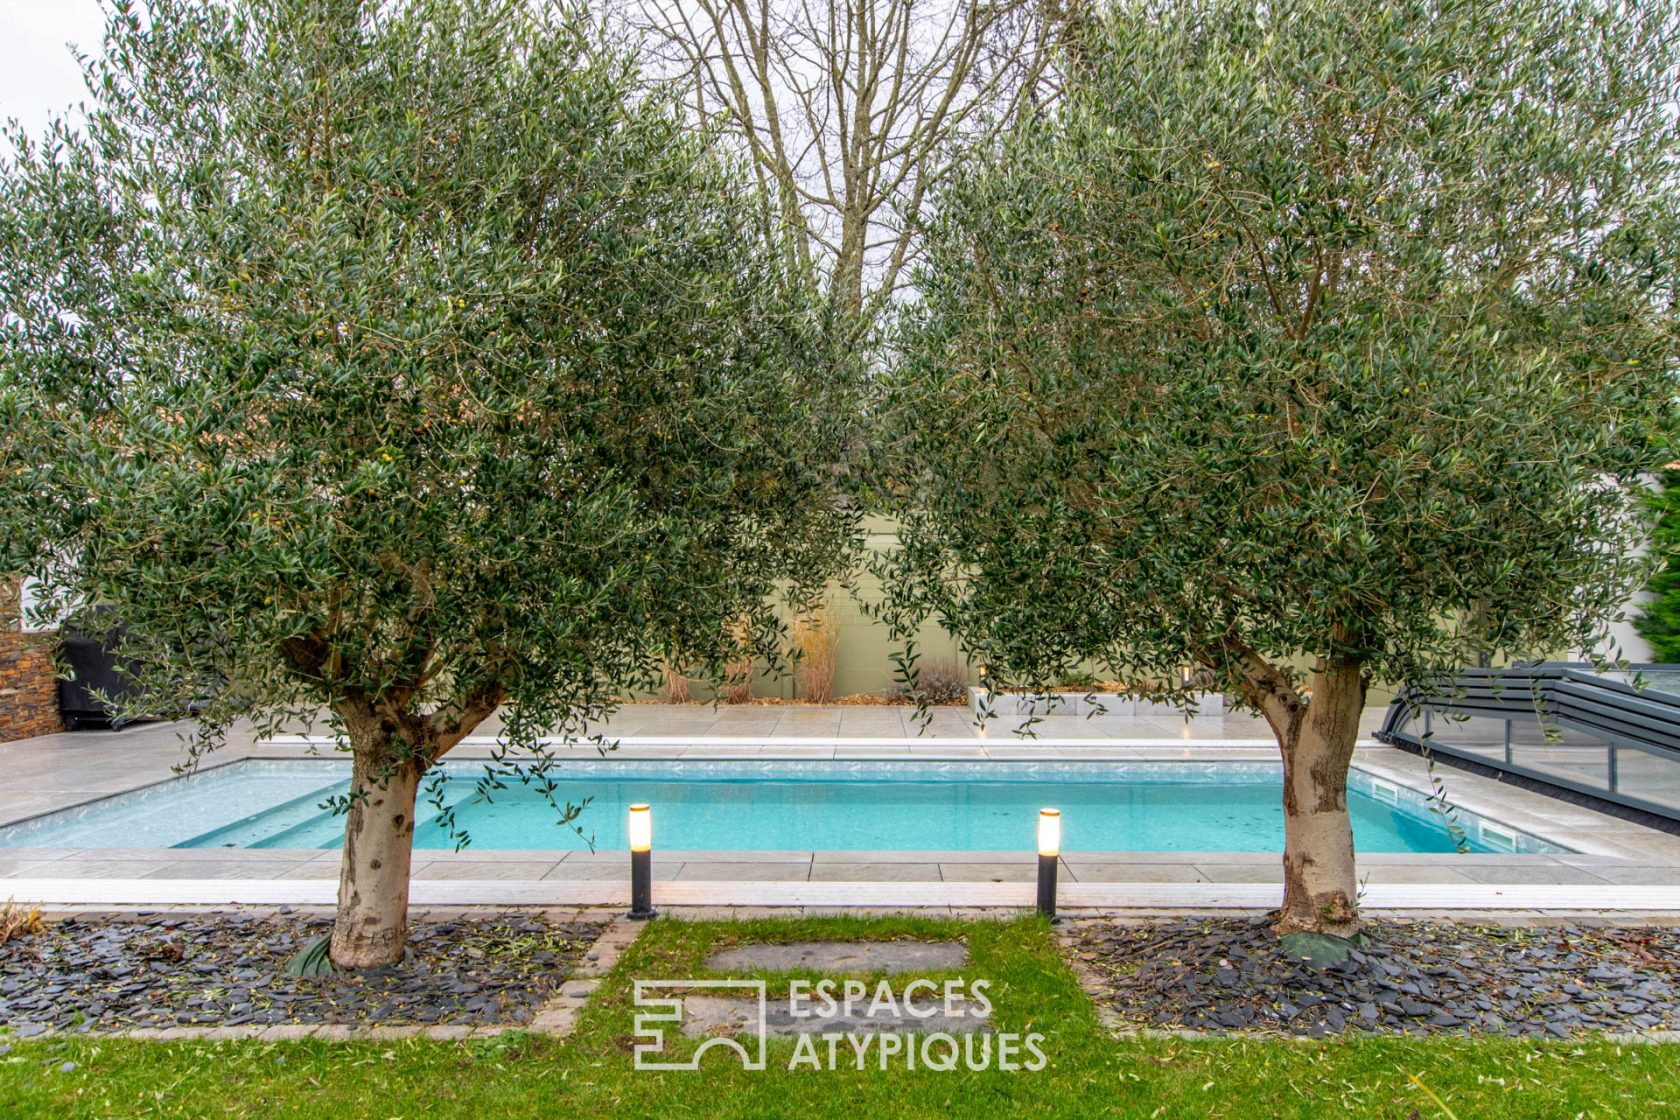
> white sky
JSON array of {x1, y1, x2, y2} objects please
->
[{"x1": 0, "y1": 0, "x2": 110, "y2": 137}]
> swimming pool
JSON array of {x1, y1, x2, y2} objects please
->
[{"x1": 0, "y1": 759, "x2": 1565, "y2": 854}]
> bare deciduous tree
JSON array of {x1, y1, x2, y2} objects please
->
[{"x1": 628, "y1": 0, "x2": 1055, "y2": 319}]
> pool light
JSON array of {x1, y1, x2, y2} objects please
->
[
  {"x1": 627, "y1": 803, "x2": 657, "y2": 920},
  {"x1": 1036, "y1": 808, "x2": 1060, "y2": 919}
]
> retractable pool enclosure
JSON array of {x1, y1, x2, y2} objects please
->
[{"x1": 1376, "y1": 664, "x2": 1680, "y2": 825}]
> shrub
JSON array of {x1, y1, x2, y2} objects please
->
[
  {"x1": 790, "y1": 602, "x2": 842, "y2": 703},
  {"x1": 886, "y1": 657, "x2": 969, "y2": 705},
  {"x1": 0, "y1": 898, "x2": 43, "y2": 946},
  {"x1": 660, "y1": 661, "x2": 691, "y2": 704},
  {"x1": 721, "y1": 617, "x2": 756, "y2": 704}
]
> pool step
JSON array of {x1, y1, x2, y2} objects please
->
[{"x1": 173, "y1": 780, "x2": 347, "y2": 850}]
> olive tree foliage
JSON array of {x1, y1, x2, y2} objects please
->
[
  {"x1": 879, "y1": 0, "x2": 1680, "y2": 936},
  {"x1": 0, "y1": 0, "x2": 858, "y2": 967},
  {"x1": 1634, "y1": 471, "x2": 1680, "y2": 661}
]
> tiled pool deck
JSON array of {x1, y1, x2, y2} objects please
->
[{"x1": 4, "y1": 704, "x2": 1680, "y2": 914}]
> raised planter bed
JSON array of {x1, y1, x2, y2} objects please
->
[{"x1": 968, "y1": 686, "x2": 1225, "y2": 719}]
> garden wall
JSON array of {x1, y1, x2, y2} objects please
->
[
  {"x1": 0, "y1": 578, "x2": 61, "y2": 742},
  {"x1": 644, "y1": 512, "x2": 1655, "y2": 706}
]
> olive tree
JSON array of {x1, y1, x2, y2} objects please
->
[
  {"x1": 881, "y1": 0, "x2": 1679, "y2": 937},
  {"x1": 0, "y1": 0, "x2": 857, "y2": 968}
]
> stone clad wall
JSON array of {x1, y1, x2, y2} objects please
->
[{"x1": 0, "y1": 577, "x2": 61, "y2": 742}]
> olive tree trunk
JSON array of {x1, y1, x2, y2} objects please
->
[
  {"x1": 330, "y1": 743, "x2": 424, "y2": 970},
  {"x1": 1275, "y1": 662, "x2": 1368, "y2": 937}
]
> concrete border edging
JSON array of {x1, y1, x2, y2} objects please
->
[{"x1": 528, "y1": 916, "x2": 645, "y2": 1036}]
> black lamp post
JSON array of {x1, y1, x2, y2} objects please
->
[
  {"x1": 627, "y1": 802, "x2": 658, "y2": 920},
  {"x1": 1037, "y1": 807, "x2": 1060, "y2": 919}
]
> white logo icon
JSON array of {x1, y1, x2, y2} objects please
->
[{"x1": 632, "y1": 979, "x2": 769, "y2": 1071}]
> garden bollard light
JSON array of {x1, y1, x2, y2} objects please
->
[
  {"x1": 628, "y1": 803, "x2": 658, "y2": 920},
  {"x1": 1037, "y1": 807, "x2": 1060, "y2": 919}
]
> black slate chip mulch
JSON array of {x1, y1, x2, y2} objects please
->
[
  {"x1": 0, "y1": 912, "x2": 603, "y2": 1034},
  {"x1": 1071, "y1": 917, "x2": 1680, "y2": 1038}
]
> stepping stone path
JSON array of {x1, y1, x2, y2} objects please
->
[
  {"x1": 704, "y1": 940, "x2": 969, "y2": 974},
  {"x1": 687, "y1": 940, "x2": 988, "y2": 1036},
  {"x1": 678, "y1": 994, "x2": 989, "y2": 1037}
]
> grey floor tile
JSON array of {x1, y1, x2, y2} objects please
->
[
  {"x1": 1192, "y1": 863, "x2": 1286, "y2": 884},
  {"x1": 1454, "y1": 865, "x2": 1614, "y2": 885},
  {"x1": 412, "y1": 860, "x2": 560, "y2": 881},
  {"x1": 1063, "y1": 863, "x2": 1203, "y2": 883},
  {"x1": 421, "y1": 848, "x2": 577, "y2": 863},
  {"x1": 16, "y1": 859, "x2": 178, "y2": 878},
  {"x1": 808, "y1": 863, "x2": 943, "y2": 882},
  {"x1": 656, "y1": 850, "x2": 814, "y2": 863},
  {"x1": 0, "y1": 860, "x2": 80, "y2": 878},
  {"x1": 140, "y1": 861, "x2": 296, "y2": 880},
  {"x1": 0, "y1": 846, "x2": 83, "y2": 861},
  {"x1": 542, "y1": 861, "x2": 683, "y2": 882},
  {"x1": 674, "y1": 862, "x2": 810, "y2": 881},
  {"x1": 937, "y1": 863, "x2": 1035, "y2": 883},
  {"x1": 812, "y1": 849, "x2": 1017, "y2": 863},
  {"x1": 1358, "y1": 867, "x2": 1478, "y2": 885},
  {"x1": 1568, "y1": 865, "x2": 1680, "y2": 886}
]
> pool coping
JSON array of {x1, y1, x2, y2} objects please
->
[
  {"x1": 6, "y1": 876, "x2": 1680, "y2": 911},
  {"x1": 4, "y1": 733, "x2": 1680, "y2": 909}
]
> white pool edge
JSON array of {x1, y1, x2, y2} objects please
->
[{"x1": 6, "y1": 877, "x2": 1680, "y2": 912}]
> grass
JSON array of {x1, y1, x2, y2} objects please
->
[{"x1": 2, "y1": 915, "x2": 1676, "y2": 1119}]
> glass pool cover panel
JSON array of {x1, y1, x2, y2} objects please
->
[{"x1": 1377, "y1": 663, "x2": 1680, "y2": 822}]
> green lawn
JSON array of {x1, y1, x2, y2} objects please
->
[{"x1": 2, "y1": 916, "x2": 1675, "y2": 1119}]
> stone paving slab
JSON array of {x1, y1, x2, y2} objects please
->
[
  {"x1": 704, "y1": 940, "x2": 968, "y2": 974},
  {"x1": 9, "y1": 877, "x2": 1680, "y2": 912},
  {"x1": 677, "y1": 995, "x2": 990, "y2": 1037},
  {"x1": 810, "y1": 863, "x2": 944, "y2": 882},
  {"x1": 21, "y1": 849, "x2": 1675, "y2": 889}
]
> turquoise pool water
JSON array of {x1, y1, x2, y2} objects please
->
[{"x1": 0, "y1": 759, "x2": 1564, "y2": 853}]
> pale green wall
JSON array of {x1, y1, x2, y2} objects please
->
[
  {"x1": 663, "y1": 513, "x2": 1640, "y2": 708},
  {"x1": 750, "y1": 516, "x2": 970, "y2": 699}
]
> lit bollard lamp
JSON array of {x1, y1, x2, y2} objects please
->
[
  {"x1": 1036, "y1": 808, "x2": 1061, "y2": 919},
  {"x1": 627, "y1": 803, "x2": 658, "y2": 920}
]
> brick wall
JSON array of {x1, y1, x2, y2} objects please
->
[{"x1": 0, "y1": 578, "x2": 62, "y2": 742}]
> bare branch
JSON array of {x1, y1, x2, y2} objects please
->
[{"x1": 624, "y1": 0, "x2": 1061, "y2": 314}]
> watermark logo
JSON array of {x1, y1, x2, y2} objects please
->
[
  {"x1": 633, "y1": 979, "x2": 769, "y2": 1071},
  {"x1": 631, "y1": 977, "x2": 1046, "y2": 1073}
]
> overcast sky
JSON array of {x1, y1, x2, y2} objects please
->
[{"x1": 0, "y1": 0, "x2": 110, "y2": 138}]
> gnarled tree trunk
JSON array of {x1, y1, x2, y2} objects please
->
[
  {"x1": 1275, "y1": 662, "x2": 1368, "y2": 937},
  {"x1": 330, "y1": 741, "x2": 424, "y2": 970}
]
